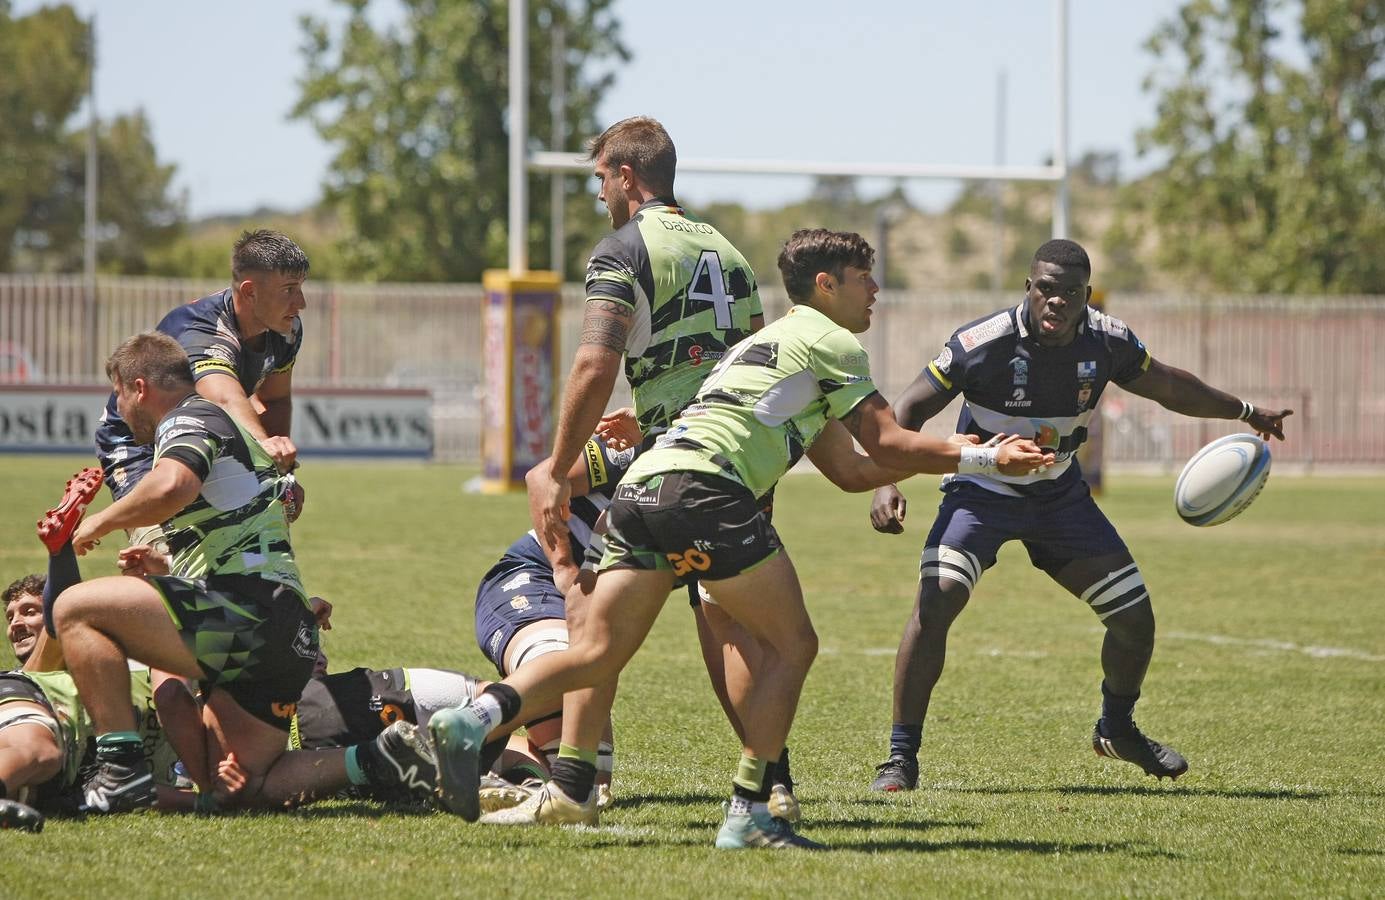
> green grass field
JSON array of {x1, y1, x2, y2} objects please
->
[{"x1": 2, "y1": 456, "x2": 1382, "y2": 898}]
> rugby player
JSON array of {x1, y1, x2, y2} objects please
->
[
  {"x1": 866, "y1": 239, "x2": 1292, "y2": 792},
  {"x1": 509, "y1": 115, "x2": 777, "y2": 829},
  {"x1": 95, "y1": 229, "x2": 308, "y2": 538},
  {"x1": 48, "y1": 332, "x2": 326, "y2": 813},
  {"x1": 432, "y1": 229, "x2": 1051, "y2": 849}
]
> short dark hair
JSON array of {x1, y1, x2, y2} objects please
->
[
  {"x1": 1032, "y1": 238, "x2": 1090, "y2": 275},
  {"x1": 777, "y1": 229, "x2": 876, "y2": 303},
  {"x1": 3, "y1": 574, "x2": 44, "y2": 608},
  {"x1": 232, "y1": 229, "x2": 310, "y2": 284},
  {"x1": 105, "y1": 332, "x2": 194, "y2": 392},
  {"x1": 586, "y1": 116, "x2": 677, "y2": 197}
]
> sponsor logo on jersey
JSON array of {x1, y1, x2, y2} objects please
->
[
  {"x1": 488, "y1": 628, "x2": 503, "y2": 657},
  {"x1": 1033, "y1": 421, "x2": 1061, "y2": 450},
  {"x1": 957, "y1": 312, "x2": 1014, "y2": 351},
  {"x1": 838, "y1": 351, "x2": 868, "y2": 368},
  {"x1": 932, "y1": 346, "x2": 953, "y2": 374},
  {"x1": 510, "y1": 595, "x2": 532, "y2": 612},
  {"x1": 1078, "y1": 361, "x2": 1098, "y2": 378},
  {"x1": 616, "y1": 480, "x2": 662, "y2": 506},
  {"x1": 500, "y1": 572, "x2": 531, "y2": 591},
  {"x1": 1077, "y1": 385, "x2": 1093, "y2": 411},
  {"x1": 585, "y1": 439, "x2": 609, "y2": 487},
  {"x1": 271, "y1": 701, "x2": 298, "y2": 719},
  {"x1": 1010, "y1": 356, "x2": 1028, "y2": 386},
  {"x1": 291, "y1": 622, "x2": 318, "y2": 661},
  {"x1": 205, "y1": 345, "x2": 236, "y2": 365}
]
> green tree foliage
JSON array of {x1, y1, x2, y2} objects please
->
[
  {"x1": 0, "y1": 3, "x2": 184, "y2": 273},
  {"x1": 21, "y1": 112, "x2": 185, "y2": 274},
  {"x1": 0, "y1": 1, "x2": 88, "y2": 270},
  {"x1": 1136, "y1": 0, "x2": 1385, "y2": 292},
  {"x1": 294, "y1": 0, "x2": 628, "y2": 282}
]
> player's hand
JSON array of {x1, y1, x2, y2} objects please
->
[
  {"x1": 213, "y1": 752, "x2": 250, "y2": 803},
  {"x1": 71, "y1": 516, "x2": 106, "y2": 556},
  {"x1": 995, "y1": 435, "x2": 1054, "y2": 476},
  {"x1": 596, "y1": 407, "x2": 642, "y2": 450},
  {"x1": 258, "y1": 435, "x2": 298, "y2": 474},
  {"x1": 553, "y1": 562, "x2": 580, "y2": 595},
  {"x1": 1248, "y1": 407, "x2": 1292, "y2": 441},
  {"x1": 871, "y1": 484, "x2": 907, "y2": 534},
  {"x1": 947, "y1": 433, "x2": 982, "y2": 447},
  {"x1": 118, "y1": 544, "x2": 172, "y2": 577},
  {"x1": 537, "y1": 471, "x2": 572, "y2": 552},
  {"x1": 309, "y1": 596, "x2": 333, "y2": 630}
]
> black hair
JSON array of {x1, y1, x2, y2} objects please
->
[
  {"x1": 231, "y1": 230, "x2": 310, "y2": 284},
  {"x1": 1032, "y1": 238, "x2": 1090, "y2": 274},
  {"x1": 777, "y1": 229, "x2": 875, "y2": 303}
]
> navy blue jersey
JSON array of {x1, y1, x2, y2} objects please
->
[
  {"x1": 923, "y1": 303, "x2": 1150, "y2": 497},
  {"x1": 493, "y1": 436, "x2": 639, "y2": 572},
  {"x1": 96, "y1": 289, "x2": 303, "y2": 453}
]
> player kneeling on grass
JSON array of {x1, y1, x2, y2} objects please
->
[
  {"x1": 430, "y1": 229, "x2": 1052, "y2": 849},
  {"x1": 42, "y1": 332, "x2": 325, "y2": 814},
  {"x1": 865, "y1": 239, "x2": 1293, "y2": 793}
]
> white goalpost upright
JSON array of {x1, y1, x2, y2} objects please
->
[{"x1": 507, "y1": 0, "x2": 1072, "y2": 275}]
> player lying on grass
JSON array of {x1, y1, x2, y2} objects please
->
[
  {"x1": 866, "y1": 238, "x2": 1293, "y2": 793},
  {"x1": 3, "y1": 574, "x2": 470, "y2": 823},
  {"x1": 430, "y1": 229, "x2": 1052, "y2": 850}
]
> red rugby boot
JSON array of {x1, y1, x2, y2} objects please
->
[{"x1": 37, "y1": 467, "x2": 103, "y2": 555}]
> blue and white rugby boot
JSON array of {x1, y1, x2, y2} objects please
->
[{"x1": 429, "y1": 700, "x2": 491, "y2": 821}]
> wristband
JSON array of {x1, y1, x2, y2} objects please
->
[
  {"x1": 1237, "y1": 400, "x2": 1254, "y2": 421},
  {"x1": 957, "y1": 446, "x2": 999, "y2": 474}
]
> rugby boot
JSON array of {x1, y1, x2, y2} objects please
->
[
  {"x1": 1092, "y1": 720, "x2": 1189, "y2": 780},
  {"x1": 715, "y1": 805, "x2": 825, "y2": 850},
  {"x1": 37, "y1": 467, "x2": 103, "y2": 555},
  {"x1": 0, "y1": 798, "x2": 45, "y2": 832},
  {"x1": 80, "y1": 757, "x2": 156, "y2": 814},
  {"x1": 429, "y1": 700, "x2": 490, "y2": 821},
  {"x1": 768, "y1": 783, "x2": 801, "y2": 824},
  {"x1": 479, "y1": 781, "x2": 598, "y2": 826},
  {"x1": 869, "y1": 755, "x2": 919, "y2": 792},
  {"x1": 369, "y1": 721, "x2": 437, "y2": 799},
  {"x1": 478, "y1": 773, "x2": 539, "y2": 814}
]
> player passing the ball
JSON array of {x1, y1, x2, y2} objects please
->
[
  {"x1": 431, "y1": 229, "x2": 1052, "y2": 849},
  {"x1": 867, "y1": 239, "x2": 1292, "y2": 792}
]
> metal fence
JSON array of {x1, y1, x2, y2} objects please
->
[{"x1": 3, "y1": 275, "x2": 1382, "y2": 466}]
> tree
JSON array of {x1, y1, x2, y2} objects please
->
[
  {"x1": 294, "y1": 0, "x2": 628, "y2": 282},
  {"x1": 1136, "y1": 0, "x2": 1385, "y2": 292},
  {"x1": 19, "y1": 111, "x2": 185, "y2": 274},
  {"x1": 0, "y1": 1, "x2": 89, "y2": 270}
]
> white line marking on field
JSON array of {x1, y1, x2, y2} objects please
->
[
  {"x1": 1159, "y1": 630, "x2": 1385, "y2": 662},
  {"x1": 820, "y1": 647, "x2": 1048, "y2": 658}
]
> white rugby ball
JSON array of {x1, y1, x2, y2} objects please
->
[{"x1": 1174, "y1": 433, "x2": 1271, "y2": 526}]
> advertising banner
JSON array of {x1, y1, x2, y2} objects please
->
[{"x1": 0, "y1": 386, "x2": 433, "y2": 458}]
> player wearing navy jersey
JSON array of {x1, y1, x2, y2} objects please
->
[
  {"x1": 868, "y1": 239, "x2": 1292, "y2": 791},
  {"x1": 95, "y1": 229, "x2": 307, "y2": 514},
  {"x1": 49, "y1": 333, "x2": 322, "y2": 814}
]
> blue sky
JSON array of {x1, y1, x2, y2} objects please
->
[{"x1": 18, "y1": 0, "x2": 1184, "y2": 217}]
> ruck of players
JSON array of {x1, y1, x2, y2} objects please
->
[{"x1": 2, "y1": 116, "x2": 1291, "y2": 848}]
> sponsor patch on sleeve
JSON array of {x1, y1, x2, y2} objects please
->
[{"x1": 957, "y1": 312, "x2": 1014, "y2": 352}]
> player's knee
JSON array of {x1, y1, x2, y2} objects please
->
[
  {"x1": 917, "y1": 580, "x2": 969, "y2": 630},
  {"x1": 781, "y1": 623, "x2": 818, "y2": 673},
  {"x1": 1104, "y1": 598, "x2": 1155, "y2": 645},
  {"x1": 50, "y1": 585, "x2": 89, "y2": 633},
  {"x1": 1085, "y1": 563, "x2": 1153, "y2": 640}
]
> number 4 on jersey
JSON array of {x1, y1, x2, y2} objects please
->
[{"x1": 688, "y1": 250, "x2": 736, "y2": 328}]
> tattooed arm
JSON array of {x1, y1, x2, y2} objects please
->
[{"x1": 530, "y1": 298, "x2": 632, "y2": 552}]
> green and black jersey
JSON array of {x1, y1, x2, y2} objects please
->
[
  {"x1": 585, "y1": 200, "x2": 763, "y2": 433},
  {"x1": 152, "y1": 395, "x2": 305, "y2": 597},
  {"x1": 624, "y1": 304, "x2": 879, "y2": 500}
]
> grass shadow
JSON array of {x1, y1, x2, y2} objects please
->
[
  {"x1": 1336, "y1": 847, "x2": 1385, "y2": 857},
  {"x1": 824, "y1": 837, "x2": 1183, "y2": 858}
]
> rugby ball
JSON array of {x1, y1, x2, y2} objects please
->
[{"x1": 1174, "y1": 433, "x2": 1271, "y2": 527}]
